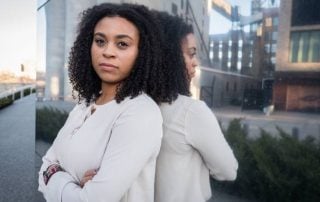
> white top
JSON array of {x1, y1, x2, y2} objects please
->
[
  {"x1": 38, "y1": 93, "x2": 163, "y2": 202},
  {"x1": 155, "y1": 95, "x2": 238, "y2": 202}
]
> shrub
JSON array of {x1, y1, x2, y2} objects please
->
[
  {"x1": 14, "y1": 91, "x2": 21, "y2": 100},
  {"x1": 23, "y1": 88, "x2": 31, "y2": 96},
  {"x1": 212, "y1": 119, "x2": 320, "y2": 202},
  {"x1": 0, "y1": 96, "x2": 14, "y2": 109},
  {"x1": 36, "y1": 107, "x2": 68, "y2": 143}
]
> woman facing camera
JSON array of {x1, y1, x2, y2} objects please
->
[
  {"x1": 38, "y1": 3, "x2": 171, "y2": 202},
  {"x1": 153, "y1": 11, "x2": 239, "y2": 202}
]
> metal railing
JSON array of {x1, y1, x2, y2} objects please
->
[{"x1": 0, "y1": 84, "x2": 36, "y2": 100}]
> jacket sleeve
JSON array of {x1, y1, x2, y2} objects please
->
[
  {"x1": 37, "y1": 104, "x2": 80, "y2": 202},
  {"x1": 185, "y1": 101, "x2": 238, "y2": 181},
  {"x1": 44, "y1": 101, "x2": 163, "y2": 202}
]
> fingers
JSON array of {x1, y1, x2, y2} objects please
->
[
  {"x1": 80, "y1": 175, "x2": 94, "y2": 187},
  {"x1": 80, "y1": 169, "x2": 98, "y2": 188},
  {"x1": 83, "y1": 169, "x2": 97, "y2": 177}
]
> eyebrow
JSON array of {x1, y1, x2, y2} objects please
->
[{"x1": 94, "y1": 32, "x2": 134, "y2": 40}]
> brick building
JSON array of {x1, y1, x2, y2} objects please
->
[{"x1": 275, "y1": 0, "x2": 320, "y2": 111}]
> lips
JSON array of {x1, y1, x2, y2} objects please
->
[{"x1": 99, "y1": 63, "x2": 118, "y2": 71}]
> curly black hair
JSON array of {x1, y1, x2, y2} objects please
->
[
  {"x1": 68, "y1": 3, "x2": 170, "y2": 105},
  {"x1": 152, "y1": 11, "x2": 194, "y2": 99}
]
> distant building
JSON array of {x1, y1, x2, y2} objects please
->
[
  {"x1": 275, "y1": 0, "x2": 320, "y2": 111},
  {"x1": 41, "y1": 0, "x2": 210, "y2": 101},
  {"x1": 207, "y1": 3, "x2": 279, "y2": 107}
]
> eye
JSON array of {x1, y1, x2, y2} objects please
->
[
  {"x1": 94, "y1": 38, "x2": 105, "y2": 47},
  {"x1": 189, "y1": 51, "x2": 197, "y2": 58},
  {"x1": 117, "y1": 41, "x2": 129, "y2": 49}
]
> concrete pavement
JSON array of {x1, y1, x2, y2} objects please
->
[{"x1": 0, "y1": 94, "x2": 36, "y2": 202}]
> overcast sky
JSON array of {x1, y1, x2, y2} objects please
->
[{"x1": 0, "y1": 0, "x2": 36, "y2": 74}]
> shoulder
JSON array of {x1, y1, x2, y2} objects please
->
[
  {"x1": 175, "y1": 95, "x2": 210, "y2": 114},
  {"x1": 188, "y1": 98, "x2": 210, "y2": 114},
  {"x1": 120, "y1": 93, "x2": 161, "y2": 117}
]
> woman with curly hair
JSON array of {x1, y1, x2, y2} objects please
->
[
  {"x1": 38, "y1": 3, "x2": 170, "y2": 202},
  {"x1": 153, "y1": 11, "x2": 239, "y2": 202}
]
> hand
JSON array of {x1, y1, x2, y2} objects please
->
[
  {"x1": 80, "y1": 169, "x2": 97, "y2": 188},
  {"x1": 43, "y1": 164, "x2": 64, "y2": 185}
]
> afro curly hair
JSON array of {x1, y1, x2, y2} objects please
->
[
  {"x1": 68, "y1": 3, "x2": 171, "y2": 105},
  {"x1": 152, "y1": 11, "x2": 194, "y2": 100}
]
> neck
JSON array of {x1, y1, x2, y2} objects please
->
[{"x1": 96, "y1": 83, "x2": 117, "y2": 105}]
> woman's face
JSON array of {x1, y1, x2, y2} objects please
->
[
  {"x1": 91, "y1": 16, "x2": 139, "y2": 85},
  {"x1": 181, "y1": 33, "x2": 199, "y2": 80}
]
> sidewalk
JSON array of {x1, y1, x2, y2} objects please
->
[
  {"x1": 213, "y1": 106, "x2": 320, "y2": 139},
  {"x1": 0, "y1": 94, "x2": 36, "y2": 202}
]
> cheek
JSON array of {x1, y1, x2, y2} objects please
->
[
  {"x1": 185, "y1": 59, "x2": 192, "y2": 70},
  {"x1": 90, "y1": 47, "x2": 97, "y2": 62},
  {"x1": 122, "y1": 49, "x2": 138, "y2": 65}
]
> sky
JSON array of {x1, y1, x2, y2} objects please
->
[
  {"x1": 209, "y1": 0, "x2": 251, "y2": 34},
  {"x1": 0, "y1": 0, "x2": 36, "y2": 75}
]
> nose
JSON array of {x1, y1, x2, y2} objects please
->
[{"x1": 102, "y1": 44, "x2": 116, "y2": 58}]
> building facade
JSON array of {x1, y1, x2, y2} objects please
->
[{"x1": 275, "y1": 0, "x2": 320, "y2": 111}]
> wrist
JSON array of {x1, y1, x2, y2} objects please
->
[{"x1": 43, "y1": 164, "x2": 64, "y2": 185}]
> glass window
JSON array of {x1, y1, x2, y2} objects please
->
[
  {"x1": 265, "y1": 17, "x2": 272, "y2": 27},
  {"x1": 272, "y1": 17, "x2": 279, "y2": 27},
  {"x1": 272, "y1": 31, "x2": 278, "y2": 41},
  {"x1": 239, "y1": 40, "x2": 243, "y2": 47},
  {"x1": 171, "y1": 3, "x2": 178, "y2": 15},
  {"x1": 237, "y1": 61, "x2": 241, "y2": 70},
  {"x1": 271, "y1": 44, "x2": 277, "y2": 53},
  {"x1": 292, "y1": 0, "x2": 320, "y2": 26},
  {"x1": 290, "y1": 30, "x2": 320, "y2": 62}
]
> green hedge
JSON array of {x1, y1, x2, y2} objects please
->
[
  {"x1": 36, "y1": 107, "x2": 68, "y2": 143},
  {"x1": 14, "y1": 91, "x2": 21, "y2": 100},
  {"x1": 23, "y1": 88, "x2": 31, "y2": 96},
  {"x1": 0, "y1": 96, "x2": 14, "y2": 109},
  {"x1": 212, "y1": 119, "x2": 320, "y2": 202}
]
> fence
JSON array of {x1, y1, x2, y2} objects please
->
[{"x1": 0, "y1": 84, "x2": 36, "y2": 108}]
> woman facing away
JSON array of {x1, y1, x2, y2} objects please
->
[
  {"x1": 153, "y1": 11, "x2": 239, "y2": 202},
  {"x1": 38, "y1": 3, "x2": 173, "y2": 202}
]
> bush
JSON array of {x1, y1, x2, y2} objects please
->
[
  {"x1": 212, "y1": 119, "x2": 320, "y2": 202},
  {"x1": 23, "y1": 88, "x2": 31, "y2": 96},
  {"x1": 36, "y1": 107, "x2": 68, "y2": 143},
  {"x1": 0, "y1": 96, "x2": 14, "y2": 109},
  {"x1": 14, "y1": 91, "x2": 21, "y2": 100}
]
